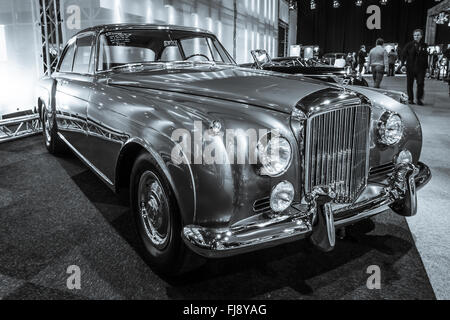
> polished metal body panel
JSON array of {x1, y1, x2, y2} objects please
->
[{"x1": 36, "y1": 24, "x2": 429, "y2": 256}]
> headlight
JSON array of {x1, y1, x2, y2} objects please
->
[
  {"x1": 257, "y1": 133, "x2": 292, "y2": 177},
  {"x1": 270, "y1": 181, "x2": 295, "y2": 213},
  {"x1": 378, "y1": 112, "x2": 404, "y2": 146}
]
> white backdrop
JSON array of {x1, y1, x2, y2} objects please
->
[
  {"x1": 0, "y1": 0, "x2": 297, "y2": 115},
  {"x1": 61, "y1": 0, "x2": 281, "y2": 64}
]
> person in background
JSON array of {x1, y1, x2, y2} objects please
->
[
  {"x1": 352, "y1": 52, "x2": 357, "y2": 71},
  {"x1": 401, "y1": 29, "x2": 428, "y2": 105},
  {"x1": 388, "y1": 49, "x2": 398, "y2": 77},
  {"x1": 345, "y1": 52, "x2": 354, "y2": 73},
  {"x1": 431, "y1": 50, "x2": 439, "y2": 78},
  {"x1": 368, "y1": 38, "x2": 388, "y2": 88},
  {"x1": 444, "y1": 45, "x2": 450, "y2": 79},
  {"x1": 437, "y1": 51, "x2": 444, "y2": 81},
  {"x1": 444, "y1": 45, "x2": 450, "y2": 96},
  {"x1": 358, "y1": 45, "x2": 367, "y2": 74}
]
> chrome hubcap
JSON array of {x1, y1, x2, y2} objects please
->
[{"x1": 138, "y1": 171, "x2": 170, "y2": 249}]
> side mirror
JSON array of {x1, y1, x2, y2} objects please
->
[
  {"x1": 251, "y1": 49, "x2": 272, "y2": 69},
  {"x1": 49, "y1": 44, "x2": 64, "y2": 58}
]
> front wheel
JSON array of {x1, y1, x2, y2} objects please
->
[{"x1": 130, "y1": 152, "x2": 203, "y2": 275}]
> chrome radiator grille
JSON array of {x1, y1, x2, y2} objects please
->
[{"x1": 304, "y1": 104, "x2": 371, "y2": 203}]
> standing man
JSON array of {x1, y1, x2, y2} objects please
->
[
  {"x1": 444, "y1": 45, "x2": 450, "y2": 96},
  {"x1": 401, "y1": 29, "x2": 428, "y2": 105},
  {"x1": 388, "y1": 49, "x2": 398, "y2": 77},
  {"x1": 368, "y1": 38, "x2": 388, "y2": 88},
  {"x1": 358, "y1": 45, "x2": 367, "y2": 74}
]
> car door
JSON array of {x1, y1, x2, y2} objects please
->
[
  {"x1": 65, "y1": 32, "x2": 97, "y2": 157},
  {"x1": 53, "y1": 33, "x2": 95, "y2": 156},
  {"x1": 85, "y1": 32, "x2": 130, "y2": 184},
  {"x1": 53, "y1": 38, "x2": 80, "y2": 147}
]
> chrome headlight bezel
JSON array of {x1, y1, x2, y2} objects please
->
[
  {"x1": 257, "y1": 132, "x2": 293, "y2": 177},
  {"x1": 377, "y1": 112, "x2": 404, "y2": 146}
]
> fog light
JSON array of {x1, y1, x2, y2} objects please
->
[
  {"x1": 396, "y1": 150, "x2": 412, "y2": 164},
  {"x1": 270, "y1": 181, "x2": 295, "y2": 213}
]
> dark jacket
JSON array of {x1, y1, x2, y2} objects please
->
[
  {"x1": 388, "y1": 51, "x2": 398, "y2": 65},
  {"x1": 401, "y1": 41, "x2": 428, "y2": 74},
  {"x1": 444, "y1": 48, "x2": 450, "y2": 60},
  {"x1": 358, "y1": 50, "x2": 367, "y2": 65}
]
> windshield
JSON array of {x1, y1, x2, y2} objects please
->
[{"x1": 97, "y1": 29, "x2": 235, "y2": 71}]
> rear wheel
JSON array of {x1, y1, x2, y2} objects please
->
[
  {"x1": 42, "y1": 107, "x2": 66, "y2": 155},
  {"x1": 130, "y1": 152, "x2": 203, "y2": 275}
]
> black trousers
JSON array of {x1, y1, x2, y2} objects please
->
[
  {"x1": 407, "y1": 71, "x2": 425, "y2": 102},
  {"x1": 358, "y1": 63, "x2": 364, "y2": 73},
  {"x1": 388, "y1": 63, "x2": 395, "y2": 76}
]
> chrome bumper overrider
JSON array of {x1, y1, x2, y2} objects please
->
[{"x1": 182, "y1": 162, "x2": 431, "y2": 258}]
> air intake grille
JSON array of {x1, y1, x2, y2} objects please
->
[{"x1": 304, "y1": 104, "x2": 371, "y2": 203}]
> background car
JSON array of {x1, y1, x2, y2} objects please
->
[{"x1": 241, "y1": 49, "x2": 368, "y2": 87}]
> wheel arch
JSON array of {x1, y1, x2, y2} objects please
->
[
  {"x1": 36, "y1": 78, "x2": 57, "y2": 120},
  {"x1": 115, "y1": 138, "x2": 196, "y2": 226}
]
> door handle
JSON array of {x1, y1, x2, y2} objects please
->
[{"x1": 61, "y1": 80, "x2": 69, "y2": 86}]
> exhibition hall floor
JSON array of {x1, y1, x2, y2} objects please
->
[
  {"x1": 0, "y1": 77, "x2": 448, "y2": 300},
  {"x1": 363, "y1": 75, "x2": 450, "y2": 300}
]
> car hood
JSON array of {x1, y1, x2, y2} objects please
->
[{"x1": 105, "y1": 65, "x2": 334, "y2": 114}]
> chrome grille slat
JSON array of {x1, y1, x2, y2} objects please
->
[{"x1": 305, "y1": 104, "x2": 370, "y2": 203}]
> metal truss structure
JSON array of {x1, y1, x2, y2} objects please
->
[
  {"x1": 0, "y1": 115, "x2": 42, "y2": 143},
  {"x1": 35, "y1": 0, "x2": 63, "y2": 76},
  {"x1": 0, "y1": 0, "x2": 62, "y2": 143}
]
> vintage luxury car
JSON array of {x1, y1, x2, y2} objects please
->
[
  {"x1": 241, "y1": 49, "x2": 369, "y2": 87},
  {"x1": 36, "y1": 24, "x2": 431, "y2": 275}
]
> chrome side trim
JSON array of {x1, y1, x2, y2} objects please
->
[{"x1": 58, "y1": 132, "x2": 114, "y2": 186}]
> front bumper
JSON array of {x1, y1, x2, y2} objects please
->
[{"x1": 182, "y1": 162, "x2": 431, "y2": 258}]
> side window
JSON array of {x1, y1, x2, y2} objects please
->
[
  {"x1": 73, "y1": 34, "x2": 94, "y2": 74},
  {"x1": 59, "y1": 42, "x2": 75, "y2": 72}
]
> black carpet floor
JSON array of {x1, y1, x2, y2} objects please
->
[{"x1": 0, "y1": 135, "x2": 436, "y2": 300}]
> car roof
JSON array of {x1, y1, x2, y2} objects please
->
[{"x1": 75, "y1": 23, "x2": 213, "y2": 36}]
